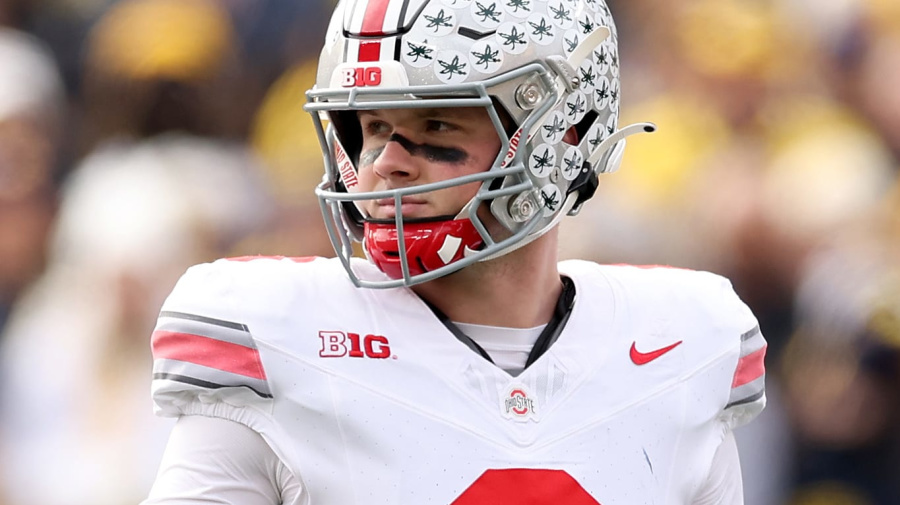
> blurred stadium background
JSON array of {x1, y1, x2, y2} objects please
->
[{"x1": 0, "y1": 0, "x2": 898, "y2": 503}]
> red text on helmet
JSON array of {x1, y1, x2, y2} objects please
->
[
  {"x1": 341, "y1": 67, "x2": 383, "y2": 87},
  {"x1": 335, "y1": 143, "x2": 358, "y2": 188},
  {"x1": 500, "y1": 129, "x2": 523, "y2": 168}
]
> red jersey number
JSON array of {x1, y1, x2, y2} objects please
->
[{"x1": 451, "y1": 469, "x2": 601, "y2": 504}]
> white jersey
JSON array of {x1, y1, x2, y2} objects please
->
[{"x1": 149, "y1": 256, "x2": 766, "y2": 504}]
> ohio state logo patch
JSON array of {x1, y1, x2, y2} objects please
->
[{"x1": 502, "y1": 385, "x2": 538, "y2": 421}]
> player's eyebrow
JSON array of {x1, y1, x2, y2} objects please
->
[{"x1": 357, "y1": 107, "x2": 479, "y2": 120}]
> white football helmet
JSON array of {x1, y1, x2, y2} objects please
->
[{"x1": 305, "y1": 0, "x2": 654, "y2": 288}]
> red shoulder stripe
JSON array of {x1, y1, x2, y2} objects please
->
[
  {"x1": 152, "y1": 330, "x2": 268, "y2": 381},
  {"x1": 225, "y1": 255, "x2": 319, "y2": 263},
  {"x1": 732, "y1": 345, "x2": 766, "y2": 388},
  {"x1": 609, "y1": 263, "x2": 693, "y2": 271}
]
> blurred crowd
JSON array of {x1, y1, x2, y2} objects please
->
[{"x1": 0, "y1": 0, "x2": 896, "y2": 504}]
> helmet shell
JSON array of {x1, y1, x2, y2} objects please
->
[{"x1": 307, "y1": 0, "x2": 623, "y2": 287}]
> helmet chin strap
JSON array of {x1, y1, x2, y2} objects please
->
[
  {"x1": 540, "y1": 25, "x2": 657, "y2": 173},
  {"x1": 545, "y1": 26, "x2": 611, "y2": 94},
  {"x1": 588, "y1": 121, "x2": 657, "y2": 174},
  {"x1": 477, "y1": 123, "x2": 659, "y2": 262},
  {"x1": 569, "y1": 26, "x2": 611, "y2": 72},
  {"x1": 548, "y1": 24, "x2": 659, "y2": 174}
]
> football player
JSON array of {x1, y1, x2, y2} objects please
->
[{"x1": 143, "y1": 0, "x2": 767, "y2": 503}]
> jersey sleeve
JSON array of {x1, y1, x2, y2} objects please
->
[
  {"x1": 715, "y1": 277, "x2": 767, "y2": 431},
  {"x1": 691, "y1": 432, "x2": 744, "y2": 505},
  {"x1": 142, "y1": 416, "x2": 295, "y2": 505},
  {"x1": 149, "y1": 261, "x2": 274, "y2": 421},
  {"x1": 721, "y1": 324, "x2": 766, "y2": 428}
]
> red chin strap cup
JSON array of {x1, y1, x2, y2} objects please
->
[{"x1": 364, "y1": 219, "x2": 484, "y2": 280}]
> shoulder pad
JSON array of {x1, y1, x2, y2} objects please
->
[{"x1": 149, "y1": 261, "x2": 274, "y2": 417}]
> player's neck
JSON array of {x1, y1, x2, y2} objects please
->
[{"x1": 411, "y1": 230, "x2": 563, "y2": 328}]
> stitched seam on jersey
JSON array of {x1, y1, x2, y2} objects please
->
[
  {"x1": 535, "y1": 343, "x2": 739, "y2": 451},
  {"x1": 665, "y1": 369, "x2": 690, "y2": 501},
  {"x1": 557, "y1": 266, "x2": 750, "y2": 441},
  {"x1": 178, "y1": 403, "x2": 274, "y2": 434},
  {"x1": 255, "y1": 339, "x2": 527, "y2": 452},
  {"x1": 254, "y1": 337, "x2": 738, "y2": 454},
  {"x1": 327, "y1": 373, "x2": 361, "y2": 503},
  {"x1": 175, "y1": 405, "x2": 301, "y2": 497},
  {"x1": 688, "y1": 422, "x2": 730, "y2": 501}
]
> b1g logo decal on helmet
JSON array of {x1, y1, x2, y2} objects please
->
[
  {"x1": 340, "y1": 66, "x2": 383, "y2": 87},
  {"x1": 329, "y1": 61, "x2": 410, "y2": 89}
]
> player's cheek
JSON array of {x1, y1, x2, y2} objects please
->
[{"x1": 355, "y1": 161, "x2": 378, "y2": 190}]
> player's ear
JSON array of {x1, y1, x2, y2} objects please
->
[{"x1": 563, "y1": 126, "x2": 579, "y2": 145}]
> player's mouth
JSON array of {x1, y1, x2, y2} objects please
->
[{"x1": 369, "y1": 197, "x2": 430, "y2": 219}]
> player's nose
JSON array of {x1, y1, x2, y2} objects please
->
[{"x1": 371, "y1": 136, "x2": 420, "y2": 182}]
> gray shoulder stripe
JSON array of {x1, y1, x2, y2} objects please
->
[
  {"x1": 159, "y1": 310, "x2": 248, "y2": 332},
  {"x1": 153, "y1": 358, "x2": 272, "y2": 396},
  {"x1": 153, "y1": 372, "x2": 273, "y2": 399},
  {"x1": 741, "y1": 325, "x2": 761, "y2": 341},
  {"x1": 725, "y1": 389, "x2": 764, "y2": 410},
  {"x1": 155, "y1": 316, "x2": 254, "y2": 348},
  {"x1": 739, "y1": 332, "x2": 767, "y2": 358}
]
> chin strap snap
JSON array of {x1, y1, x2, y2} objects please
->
[{"x1": 566, "y1": 122, "x2": 657, "y2": 216}]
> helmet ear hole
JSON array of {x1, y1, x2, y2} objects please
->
[
  {"x1": 331, "y1": 110, "x2": 363, "y2": 164},
  {"x1": 491, "y1": 98, "x2": 518, "y2": 139},
  {"x1": 571, "y1": 110, "x2": 598, "y2": 146}
]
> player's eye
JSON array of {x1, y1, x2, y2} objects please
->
[
  {"x1": 362, "y1": 119, "x2": 391, "y2": 137},
  {"x1": 425, "y1": 119, "x2": 455, "y2": 133}
]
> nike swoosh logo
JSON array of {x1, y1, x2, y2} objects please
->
[{"x1": 630, "y1": 340, "x2": 683, "y2": 365}]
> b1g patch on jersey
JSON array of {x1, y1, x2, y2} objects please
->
[
  {"x1": 502, "y1": 384, "x2": 538, "y2": 422},
  {"x1": 319, "y1": 330, "x2": 392, "y2": 359}
]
